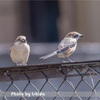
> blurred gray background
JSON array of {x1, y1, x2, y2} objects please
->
[
  {"x1": 0, "y1": 1, "x2": 100, "y2": 43},
  {"x1": 0, "y1": 1, "x2": 100, "y2": 66},
  {"x1": 0, "y1": 1, "x2": 100, "y2": 100}
]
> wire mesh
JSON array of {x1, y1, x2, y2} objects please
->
[{"x1": 0, "y1": 60, "x2": 100, "y2": 100}]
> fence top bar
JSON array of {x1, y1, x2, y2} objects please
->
[
  {"x1": 0, "y1": 60, "x2": 100, "y2": 82},
  {"x1": 0, "y1": 60, "x2": 100, "y2": 72}
]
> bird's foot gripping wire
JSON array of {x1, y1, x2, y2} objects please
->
[
  {"x1": 61, "y1": 58, "x2": 74, "y2": 63},
  {"x1": 62, "y1": 60, "x2": 67, "y2": 63},
  {"x1": 67, "y1": 58, "x2": 74, "y2": 62}
]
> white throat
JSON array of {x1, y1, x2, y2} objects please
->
[{"x1": 15, "y1": 41, "x2": 21, "y2": 46}]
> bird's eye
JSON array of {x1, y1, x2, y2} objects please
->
[
  {"x1": 22, "y1": 39, "x2": 25, "y2": 42},
  {"x1": 21, "y1": 39, "x2": 26, "y2": 43},
  {"x1": 73, "y1": 34, "x2": 79, "y2": 38},
  {"x1": 17, "y1": 38, "x2": 21, "y2": 41}
]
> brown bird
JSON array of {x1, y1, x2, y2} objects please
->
[
  {"x1": 10, "y1": 35, "x2": 30, "y2": 66},
  {"x1": 40, "y1": 32, "x2": 83, "y2": 62}
]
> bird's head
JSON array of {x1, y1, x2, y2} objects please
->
[
  {"x1": 15, "y1": 35, "x2": 27, "y2": 44},
  {"x1": 66, "y1": 31, "x2": 83, "y2": 40}
]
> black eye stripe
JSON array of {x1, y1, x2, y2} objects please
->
[
  {"x1": 17, "y1": 38, "x2": 24, "y2": 41},
  {"x1": 21, "y1": 39, "x2": 26, "y2": 43},
  {"x1": 17, "y1": 38, "x2": 21, "y2": 41},
  {"x1": 73, "y1": 34, "x2": 78, "y2": 38},
  {"x1": 22, "y1": 39, "x2": 25, "y2": 41}
]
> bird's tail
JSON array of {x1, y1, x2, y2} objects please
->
[{"x1": 40, "y1": 51, "x2": 57, "y2": 59}]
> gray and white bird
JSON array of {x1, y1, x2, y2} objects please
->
[
  {"x1": 40, "y1": 32, "x2": 83, "y2": 62},
  {"x1": 10, "y1": 35, "x2": 30, "y2": 66}
]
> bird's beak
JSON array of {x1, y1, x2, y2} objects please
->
[{"x1": 80, "y1": 34, "x2": 83, "y2": 37}]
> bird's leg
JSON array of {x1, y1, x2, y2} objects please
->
[
  {"x1": 16, "y1": 63, "x2": 20, "y2": 66},
  {"x1": 60, "y1": 58, "x2": 67, "y2": 63},
  {"x1": 67, "y1": 57, "x2": 74, "y2": 62},
  {"x1": 16, "y1": 63, "x2": 24, "y2": 66},
  {"x1": 22, "y1": 63, "x2": 27, "y2": 66},
  {"x1": 60, "y1": 58, "x2": 74, "y2": 63}
]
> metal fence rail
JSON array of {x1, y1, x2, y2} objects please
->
[{"x1": 0, "y1": 60, "x2": 100, "y2": 100}]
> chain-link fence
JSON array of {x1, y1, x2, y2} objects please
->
[{"x1": 0, "y1": 60, "x2": 100, "y2": 100}]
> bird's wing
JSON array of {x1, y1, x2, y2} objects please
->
[{"x1": 57, "y1": 38, "x2": 76, "y2": 53}]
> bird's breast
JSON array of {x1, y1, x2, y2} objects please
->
[
  {"x1": 57, "y1": 44, "x2": 77, "y2": 58},
  {"x1": 10, "y1": 43, "x2": 30, "y2": 63}
]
